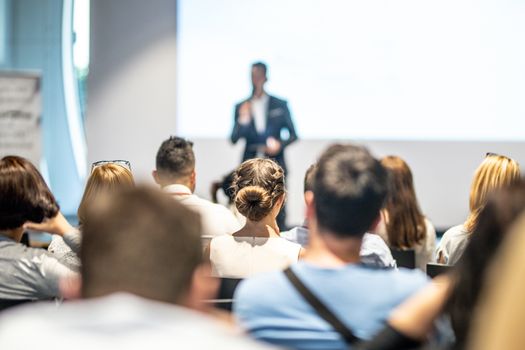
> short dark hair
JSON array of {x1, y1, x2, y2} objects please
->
[
  {"x1": 155, "y1": 136, "x2": 195, "y2": 179},
  {"x1": 314, "y1": 144, "x2": 387, "y2": 238},
  {"x1": 252, "y1": 61, "x2": 267, "y2": 77},
  {"x1": 81, "y1": 186, "x2": 202, "y2": 304},
  {"x1": 304, "y1": 164, "x2": 317, "y2": 193},
  {"x1": 0, "y1": 156, "x2": 59, "y2": 230}
]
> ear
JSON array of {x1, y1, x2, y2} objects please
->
[
  {"x1": 152, "y1": 170, "x2": 161, "y2": 185},
  {"x1": 185, "y1": 263, "x2": 219, "y2": 312},
  {"x1": 190, "y1": 170, "x2": 197, "y2": 192},
  {"x1": 305, "y1": 191, "x2": 315, "y2": 222}
]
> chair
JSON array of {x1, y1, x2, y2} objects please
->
[
  {"x1": 426, "y1": 263, "x2": 450, "y2": 278},
  {"x1": 0, "y1": 299, "x2": 32, "y2": 312},
  {"x1": 211, "y1": 278, "x2": 243, "y2": 312},
  {"x1": 391, "y1": 248, "x2": 416, "y2": 269}
]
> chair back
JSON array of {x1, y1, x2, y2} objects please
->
[
  {"x1": 213, "y1": 277, "x2": 243, "y2": 312},
  {"x1": 426, "y1": 263, "x2": 451, "y2": 278},
  {"x1": 391, "y1": 248, "x2": 416, "y2": 269}
]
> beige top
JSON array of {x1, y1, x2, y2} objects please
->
[{"x1": 210, "y1": 235, "x2": 301, "y2": 278}]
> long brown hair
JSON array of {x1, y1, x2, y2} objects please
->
[{"x1": 381, "y1": 156, "x2": 426, "y2": 248}]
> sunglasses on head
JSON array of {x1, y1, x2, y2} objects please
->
[{"x1": 91, "y1": 160, "x2": 132, "y2": 173}]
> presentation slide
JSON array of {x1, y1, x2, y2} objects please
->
[{"x1": 177, "y1": 0, "x2": 525, "y2": 141}]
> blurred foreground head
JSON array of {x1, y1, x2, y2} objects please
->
[{"x1": 81, "y1": 186, "x2": 206, "y2": 306}]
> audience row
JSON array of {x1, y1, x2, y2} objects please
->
[{"x1": 0, "y1": 137, "x2": 522, "y2": 350}]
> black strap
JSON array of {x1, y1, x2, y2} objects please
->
[{"x1": 283, "y1": 267, "x2": 361, "y2": 345}]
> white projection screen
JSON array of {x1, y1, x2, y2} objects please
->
[
  {"x1": 177, "y1": 0, "x2": 525, "y2": 141},
  {"x1": 176, "y1": 0, "x2": 525, "y2": 229}
]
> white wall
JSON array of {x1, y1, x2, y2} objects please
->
[
  {"x1": 87, "y1": 0, "x2": 177, "y2": 180},
  {"x1": 192, "y1": 139, "x2": 525, "y2": 230},
  {"x1": 87, "y1": 0, "x2": 525, "y2": 230}
]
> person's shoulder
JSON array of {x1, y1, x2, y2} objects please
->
[
  {"x1": 268, "y1": 95, "x2": 288, "y2": 105},
  {"x1": 396, "y1": 267, "x2": 429, "y2": 287},
  {"x1": 234, "y1": 269, "x2": 289, "y2": 305},
  {"x1": 442, "y1": 224, "x2": 469, "y2": 240}
]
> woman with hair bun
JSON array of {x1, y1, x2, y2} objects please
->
[{"x1": 208, "y1": 158, "x2": 302, "y2": 278}]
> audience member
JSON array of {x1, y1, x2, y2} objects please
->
[
  {"x1": 357, "y1": 181, "x2": 525, "y2": 350},
  {"x1": 280, "y1": 164, "x2": 316, "y2": 246},
  {"x1": 282, "y1": 163, "x2": 396, "y2": 269},
  {"x1": 436, "y1": 153, "x2": 520, "y2": 264},
  {"x1": 468, "y1": 212, "x2": 525, "y2": 350},
  {"x1": 375, "y1": 156, "x2": 436, "y2": 271},
  {"x1": 0, "y1": 187, "x2": 272, "y2": 349},
  {"x1": 0, "y1": 156, "x2": 79, "y2": 303},
  {"x1": 234, "y1": 144, "x2": 428, "y2": 349},
  {"x1": 445, "y1": 181, "x2": 525, "y2": 348},
  {"x1": 208, "y1": 158, "x2": 302, "y2": 278},
  {"x1": 48, "y1": 161, "x2": 135, "y2": 271},
  {"x1": 153, "y1": 136, "x2": 241, "y2": 237}
]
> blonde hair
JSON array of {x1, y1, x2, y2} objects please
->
[
  {"x1": 464, "y1": 154, "x2": 520, "y2": 232},
  {"x1": 468, "y1": 212, "x2": 525, "y2": 349},
  {"x1": 77, "y1": 164, "x2": 135, "y2": 224}
]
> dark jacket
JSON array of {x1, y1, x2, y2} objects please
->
[{"x1": 230, "y1": 95, "x2": 298, "y2": 173}]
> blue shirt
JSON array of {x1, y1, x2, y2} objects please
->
[{"x1": 234, "y1": 261, "x2": 429, "y2": 350}]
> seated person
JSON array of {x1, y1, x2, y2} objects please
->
[
  {"x1": 233, "y1": 144, "x2": 428, "y2": 349},
  {"x1": 208, "y1": 158, "x2": 302, "y2": 278},
  {"x1": 0, "y1": 187, "x2": 271, "y2": 349},
  {"x1": 436, "y1": 153, "x2": 520, "y2": 264},
  {"x1": 282, "y1": 163, "x2": 395, "y2": 268},
  {"x1": 280, "y1": 164, "x2": 316, "y2": 247},
  {"x1": 153, "y1": 136, "x2": 241, "y2": 237},
  {"x1": 48, "y1": 160, "x2": 135, "y2": 271},
  {"x1": 0, "y1": 156, "x2": 79, "y2": 302},
  {"x1": 374, "y1": 156, "x2": 437, "y2": 271}
]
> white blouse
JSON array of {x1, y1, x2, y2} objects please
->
[{"x1": 210, "y1": 235, "x2": 301, "y2": 278}]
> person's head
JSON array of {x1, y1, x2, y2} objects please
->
[
  {"x1": 251, "y1": 61, "x2": 268, "y2": 95},
  {"x1": 81, "y1": 186, "x2": 215, "y2": 308},
  {"x1": 0, "y1": 156, "x2": 59, "y2": 238},
  {"x1": 153, "y1": 136, "x2": 196, "y2": 190},
  {"x1": 310, "y1": 144, "x2": 388, "y2": 238},
  {"x1": 233, "y1": 158, "x2": 285, "y2": 223},
  {"x1": 464, "y1": 153, "x2": 520, "y2": 232},
  {"x1": 447, "y1": 180, "x2": 525, "y2": 347},
  {"x1": 380, "y1": 156, "x2": 426, "y2": 248},
  {"x1": 77, "y1": 163, "x2": 135, "y2": 225}
]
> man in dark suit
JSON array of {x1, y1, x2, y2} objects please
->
[
  {"x1": 231, "y1": 62, "x2": 298, "y2": 173},
  {"x1": 230, "y1": 62, "x2": 298, "y2": 228}
]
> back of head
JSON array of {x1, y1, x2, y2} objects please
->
[
  {"x1": 81, "y1": 186, "x2": 202, "y2": 304},
  {"x1": 155, "y1": 136, "x2": 195, "y2": 181},
  {"x1": 465, "y1": 153, "x2": 520, "y2": 232},
  {"x1": 0, "y1": 156, "x2": 59, "y2": 230},
  {"x1": 381, "y1": 156, "x2": 425, "y2": 248},
  {"x1": 314, "y1": 144, "x2": 388, "y2": 238},
  {"x1": 233, "y1": 158, "x2": 285, "y2": 222},
  {"x1": 448, "y1": 180, "x2": 525, "y2": 347},
  {"x1": 77, "y1": 163, "x2": 135, "y2": 224}
]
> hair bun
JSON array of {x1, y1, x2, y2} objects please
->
[{"x1": 235, "y1": 186, "x2": 272, "y2": 221}]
